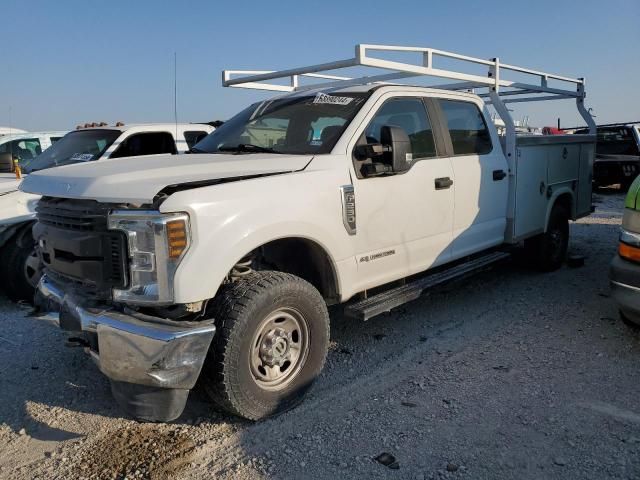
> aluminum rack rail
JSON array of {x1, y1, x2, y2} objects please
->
[{"x1": 222, "y1": 43, "x2": 596, "y2": 159}]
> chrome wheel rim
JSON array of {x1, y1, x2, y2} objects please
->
[
  {"x1": 249, "y1": 307, "x2": 309, "y2": 391},
  {"x1": 24, "y1": 248, "x2": 43, "y2": 288}
]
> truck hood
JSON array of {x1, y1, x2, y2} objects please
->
[
  {"x1": 0, "y1": 173, "x2": 21, "y2": 195},
  {"x1": 20, "y1": 153, "x2": 313, "y2": 204}
]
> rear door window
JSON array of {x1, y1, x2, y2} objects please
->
[
  {"x1": 110, "y1": 132, "x2": 177, "y2": 158},
  {"x1": 439, "y1": 100, "x2": 492, "y2": 155}
]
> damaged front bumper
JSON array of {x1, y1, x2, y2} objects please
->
[{"x1": 34, "y1": 274, "x2": 216, "y2": 421}]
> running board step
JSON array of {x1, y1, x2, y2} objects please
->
[{"x1": 344, "y1": 251, "x2": 510, "y2": 321}]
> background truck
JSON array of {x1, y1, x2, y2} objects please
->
[
  {"x1": 0, "y1": 122, "x2": 214, "y2": 301},
  {"x1": 574, "y1": 122, "x2": 640, "y2": 190},
  {"x1": 23, "y1": 44, "x2": 595, "y2": 422},
  {"x1": 0, "y1": 130, "x2": 68, "y2": 191}
]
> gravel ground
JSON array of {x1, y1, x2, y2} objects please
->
[{"x1": 1, "y1": 190, "x2": 639, "y2": 480}]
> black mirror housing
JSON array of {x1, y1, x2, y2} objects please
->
[
  {"x1": 381, "y1": 125, "x2": 412, "y2": 173},
  {"x1": 354, "y1": 143, "x2": 386, "y2": 161}
]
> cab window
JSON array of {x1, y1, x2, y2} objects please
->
[
  {"x1": 184, "y1": 130, "x2": 209, "y2": 149},
  {"x1": 438, "y1": 100, "x2": 492, "y2": 155},
  {"x1": 110, "y1": 132, "x2": 177, "y2": 158},
  {"x1": 364, "y1": 98, "x2": 436, "y2": 159}
]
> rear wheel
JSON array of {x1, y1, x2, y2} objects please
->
[
  {"x1": 202, "y1": 271, "x2": 330, "y2": 420},
  {"x1": 523, "y1": 204, "x2": 569, "y2": 272},
  {"x1": 2, "y1": 237, "x2": 41, "y2": 302}
]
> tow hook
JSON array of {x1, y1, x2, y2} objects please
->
[{"x1": 65, "y1": 337, "x2": 90, "y2": 348}]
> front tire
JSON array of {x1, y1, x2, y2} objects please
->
[
  {"x1": 2, "y1": 238, "x2": 41, "y2": 302},
  {"x1": 202, "y1": 271, "x2": 330, "y2": 420}
]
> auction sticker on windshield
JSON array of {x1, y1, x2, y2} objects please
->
[
  {"x1": 70, "y1": 153, "x2": 94, "y2": 161},
  {"x1": 313, "y1": 93, "x2": 354, "y2": 105}
]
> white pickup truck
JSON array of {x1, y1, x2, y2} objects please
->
[
  {"x1": 23, "y1": 45, "x2": 596, "y2": 422},
  {"x1": 0, "y1": 123, "x2": 213, "y2": 301}
]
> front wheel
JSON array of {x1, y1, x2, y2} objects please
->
[
  {"x1": 523, "y1": 204, "x2": 569, "y2": 272},
  {"x1": 202, "y1": 271, "x2": 330, "y2": 420},
  {"x1": 2, "y1": 237, "x2": 42, "y2": 302}
]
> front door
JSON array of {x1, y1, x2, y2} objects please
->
[
  {"x1": 351, "y1": 96, "x2": 455, "y2": 292},
  {"x1": 437, "y1": 99, "x2": 509, "y2": 259}
]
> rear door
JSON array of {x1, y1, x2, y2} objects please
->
[{"x1": 436, "y1": 98, "x2": 509, "y2": 259}]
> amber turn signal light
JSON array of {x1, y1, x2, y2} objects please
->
[
  {"x1": 167, "y1": 219, "x2": 188, "y2": 258},
  {"x1": 619, "y1": 242, "x2": 640, "y2": 263}
]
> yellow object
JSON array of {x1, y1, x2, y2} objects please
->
[
  {"x1": 166, "y1": 219, "x2": 188, "y2": 258},
  {"x1": 13, "y1": 159, "x2": 22, "y2": 180}
]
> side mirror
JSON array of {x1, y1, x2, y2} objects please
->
[
  {"x1": 0, "y1": 153, "x2": 14, "y2": 173},
  {"x1": 381, "y1": 126, "x2": 412, "y2": 173}
]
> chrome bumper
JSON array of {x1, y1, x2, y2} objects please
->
[{"x1": 35, "y1": 275, "x2": 215, "y2": 390}]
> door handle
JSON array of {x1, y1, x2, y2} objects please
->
[
  {"x1": 493, "y1": 169, "x2": 507, "y2": 181},
  {"x1": 434, "y1": 177, "x2": 453, "y2": 190}
]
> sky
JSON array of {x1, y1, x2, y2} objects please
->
[{"x1": 1, "y1": 0, "x2": 638, "y2": 132}]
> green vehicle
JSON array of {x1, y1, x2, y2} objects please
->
[{"x1": 610, "y1": 175, "x2": 640, "y2": 324}]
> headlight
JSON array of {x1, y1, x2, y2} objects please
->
[{"x1": 108, "y1": 210, "x2": 190, "y2": 304}]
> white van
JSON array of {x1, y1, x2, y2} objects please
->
[{"x1": 0, "y1": 131, "x2": 67, "y2": 193}]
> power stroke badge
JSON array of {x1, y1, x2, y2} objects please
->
[{"x1": 359, "y1": 249, "x2": 396, "y2": 263}]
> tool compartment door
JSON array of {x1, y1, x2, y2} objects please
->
[{"x1": 514, "y1": 144, "x2": 548, "y2": 239}]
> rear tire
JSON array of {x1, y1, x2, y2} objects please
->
[
  {"x1": 2, "y1": 237, "x2": 41, "y2": 302},
  {"x1": 523, "y1": 204, "x2": 569, "y2": 272},
  {"x1": 202, "y1": 271, "x2": 330, "y2": 420}
]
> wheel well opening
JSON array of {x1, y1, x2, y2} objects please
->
[
  {"x1": 255, "y1": 238, "x2": 339, "y2": 304},
  {"x1": 554, "y1": 192, "x2": 573, "y2": 216}
]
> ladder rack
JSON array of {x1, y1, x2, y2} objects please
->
[{"x1": 222, "y1": 43, "x2": 596, "y2": 137}]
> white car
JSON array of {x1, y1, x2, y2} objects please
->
[
  {"x1": 0, "y1": 123, "x2": 213, "y2": 301},
  {"x1": 23, "y1": 45, "x2": 596, "y2": 422}
]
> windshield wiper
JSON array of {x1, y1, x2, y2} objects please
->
[{"x1": 219, "y1": 144, "x2": 280, "y2": 154}]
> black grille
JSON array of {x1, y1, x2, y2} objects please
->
[
  {"x1": 36, "y1": 197, "x2": 111, "y2": 232},
  {"x1": 35, "y1": 197, "x2": 129, "y2": 295}
]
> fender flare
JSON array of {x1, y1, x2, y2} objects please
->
[
  {"x1": 544, "y1": 187, "x2": 574, "y2": 231},
  {"x1": 172, "y1": 223, "x2": 345, "y2": 304}
]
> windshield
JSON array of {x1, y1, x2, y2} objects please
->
[
  {"x1": 192, "y1": 91, "x2": 370, "y2": 155},
  {"x1": 22, "y1": 129, "x2": 121, "y2": 173}
]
